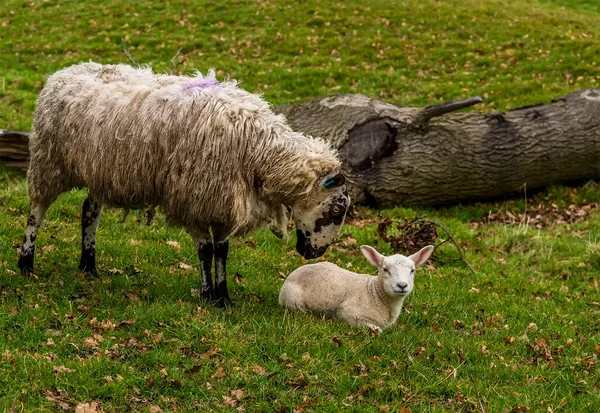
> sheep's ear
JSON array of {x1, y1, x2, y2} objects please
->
[
  {"x1": 409, "y1": 245, "x2": 434, "y2": 267},
  {"x1": 323, "y1": 173, "x2": 345, "y2": 189},
  {"x1": 360, "y1": 245, "x2": 384, "y2": 267}
]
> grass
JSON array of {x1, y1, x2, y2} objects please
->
[{"x1": 1, "y1": 0, "x2": 600, "y2": 411}]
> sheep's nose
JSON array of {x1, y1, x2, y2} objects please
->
[{"x1": 396, "y1": 282, "x2": 408, "y2": 290}]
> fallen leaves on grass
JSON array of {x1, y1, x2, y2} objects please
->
[
  {"x1": 179, "y1": 262, "x2": 195, "y2": 271},
  {"x1": 212, "y1": 366, "x2": 227, "y2": 380},
  {"x1": 527, "y1": 338, "x2": 562, "y2": 366},
  {"x1": 74, "y1": 402, "x2": 104, "y2": 413},
  {"x1": 46, "y1": 389, "x2": 72, "y2": 410},
  {"x1": 376, "y1": 216, "x2": 437, "y2": 255},
  {"x1": 233, "y1": 272, "x2": 244, "y2": 284},
  {"x1": 480, "y1": 202, "x2": 598, "y2": 228},
  {"x1": 53, "y1": 365, "x2": 76, "y2": 374},
  {"x1": 288, "y1": 374, "x2": 309, "y2": 389},
  {"x1": 252, "y1": 364, "x2": 267, "y2": 376}
]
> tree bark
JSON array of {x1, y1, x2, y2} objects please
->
[
  {"x1": 2, "y1": 89, "x2": 600, "y2": 206},
  {"x1": 0, "y1": 129, "x2": 29, "y2": 173},
  {"x1": 275, "y1": 89, "x2": 600, "y2": 206}
]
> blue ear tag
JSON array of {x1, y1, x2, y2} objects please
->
[{"x1": 323, "y1": 177, "x2": 336, "y2": 188}]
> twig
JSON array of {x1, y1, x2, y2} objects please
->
[
  {"x1": 415, "y1": 96, "x2": 483, "y2": 123},
  {"x1": 123, "y1": 45, "x2": 136, "y2": 65},
  {"x1": 470, "y1": 376, "x2": 485, "y2": 413},
  {"x1": 410, "y1": 218, "x2": 476, "y2": 274},
  {"x1": 445, "y1": 358, "x2": 467, "y2": 379},
  {"x1": 171, "y1": 48, "x2": 187, "y2": 75}
]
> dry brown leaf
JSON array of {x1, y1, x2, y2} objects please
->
[
  {"x1": 53, "y1": 365, "x2": 76, "y2": 374},
  {"x1": 179, "y1": 262, "x2": 195, "y2": 271},
  {"x1": 230, "y1": 389, "x2": 245, "y2": 400},
  {"x1": 199, "y1": 347, "x2": 222, "y2": 360},
  {"x1": 223, "y1": 396, "x2": 237, "y2": 407},
  {"x1": 252, "y1": 364, "x2": 267, "y2": 376},
  {"x1": 83, "y1": 338, "x2": 99, "y2": 349},
  {"x1": 212, "y1": 366, "x2": 226, "y2": 380},
  {"x1": 74, "y1": 402, "x2": 104, "y2": 413},
  {"x1": 46, "y1": 389, "x2": 72, "y2": 410}
]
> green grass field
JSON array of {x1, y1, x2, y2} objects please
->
[{"x1": 1, "y1": 0, "x2": 600, "y2": 411}]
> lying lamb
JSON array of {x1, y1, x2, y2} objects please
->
[
  {"x1": 17, "y1": 62, "x2": 350, "y2": 308},
  {"x1": 279, "y1": 245, "x2": 434, "y2": 332}
]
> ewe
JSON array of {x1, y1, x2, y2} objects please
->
[
  {"x1": 279, "y1": 245, "x2": 434, "y2": 332},
  {"x1": 18, "y1": 62, "x2": 350, "y2": 308}
]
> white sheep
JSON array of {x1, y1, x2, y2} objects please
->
[
  {"x1": 17, "y1": 62, "x2": 351, "y2": 308},
  {"x1": 279, "y1": 245, "x2": 434, "y2": 332}
]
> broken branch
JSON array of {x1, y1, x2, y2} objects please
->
[{"x1": 416, "y1": 96, "x2": 483, "y2": 123}]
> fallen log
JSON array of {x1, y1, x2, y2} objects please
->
[
  {"x1": 0, "y1": 129, "x2": 29, "y2": 173},
  {"x1": 2, "y1": 89, "x2": 600, "y2": 206},
  {"x1": 275, "y1": 89, "x2": 600, "y2": 206}
]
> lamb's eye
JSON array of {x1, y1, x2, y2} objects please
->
[
  {"x1": 410, "y1": 269, "x2": 415, "y2": 275},
  {"x1": 383, "y1": 268, "x2": 390, "y2": 275}
]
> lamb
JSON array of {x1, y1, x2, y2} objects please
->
[
  {"x1": 279, "y1": 245, "x2": 434, "y2": 332},
  {"x1": 17, "y1": 62, "x2": 351, "y2": 308}
]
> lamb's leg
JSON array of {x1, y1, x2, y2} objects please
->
[
  {"x1": 337, "y1": 305, "x2": 383, "y2": 332},
  {"x1": 189, "y1": 228, "x2": 214, "y2": 304},
  {"x1": 79, "y1": 195, "x2": 104, "y2": 276},
  {"x1": 213, "y1": 228, "x2": 233, "y2": 308},
  {"x1": 18, "y1": 201, "x2": 51, "y2": 275}
]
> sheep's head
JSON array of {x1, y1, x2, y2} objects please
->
[
  {"x1": 293, "y1": 173, "x2": 350, "y2": 259},
  {"x1": 360, "y1": 245, "x2": 434, "y2": 298}
]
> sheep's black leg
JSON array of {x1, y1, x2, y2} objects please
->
[
  {"x1": 79, "y1": 195, "x2": 104, "y2": 276},
  {"x1": 213, "y1": 230, "x2": 232, "y2": 308},
  {"x1": 18, "y1": 201, "x2": 50, "y2": 275},
  {"x1": 190, "y1": 229, "x2": 215, "y2": 304}
]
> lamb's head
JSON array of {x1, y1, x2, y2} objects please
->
[
  {"x1": 293, "y1": 173, "x2": 350, "y2": 259},
  {"x1": 360, "y1": 245, "x2": 434, "y2": 298}
]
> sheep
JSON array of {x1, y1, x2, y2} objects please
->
[
  {"x1": 279, "y1": 245, "x2": 434, "y2": 332},
  {"x1": 17, "y1": 62, "x2": 351, "y2": 308}
]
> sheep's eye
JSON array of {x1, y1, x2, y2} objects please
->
[
  {"x1": 383, "y1": 268, "x2": 390, "y2": 275},
  {"x1": 331, "y1": 205, "x2": 343, "y2": 215},
  {"x1": 410, "y1": 269, "x2": 415, "y2": 275}
]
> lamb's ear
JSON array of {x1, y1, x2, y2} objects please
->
[
  {"x1": 409, "y1": 245, "x2": 434, "y2": 267},
  {"x1": 360, "y1": 245, "x2": 384, "y2": 267}
]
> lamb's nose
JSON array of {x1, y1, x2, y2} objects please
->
[{"x1": 396, "y1": 282, "x2": 408, "y2": 290}]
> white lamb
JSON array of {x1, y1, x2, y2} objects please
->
[{"x1": 279, "y1": 245, "x2": 434, "y2": 332}]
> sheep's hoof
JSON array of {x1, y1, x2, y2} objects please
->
[
  {"x1": 213, "y1": 296, "x2": 234, "y2": 309},
  {"x1": 86, "y1": 269, "x2": 100, "y2": 278},
  {"x1": 18, "y1": 255, "x2": 34, "y2": 276},
  {"x1": 201, "y1": 291, "x2": 214, "y2": 304},
  {"x1": 79, "y1": 265, "x2": 99, "y2": 278}
]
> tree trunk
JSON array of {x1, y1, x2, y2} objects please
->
[
  {"x1": 275, "y1": 89, "x2": 600, "y2": 206},
  {"x1": 2, "y1": 89, "x2": 600, "y2": 206},
  {"x1": 0, "y1": 129, "x2": 29, "y2": 173}
]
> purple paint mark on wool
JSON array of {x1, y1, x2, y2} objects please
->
[{"x1": 182, "y1": 78, "x2": 220, "y2": 92}]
